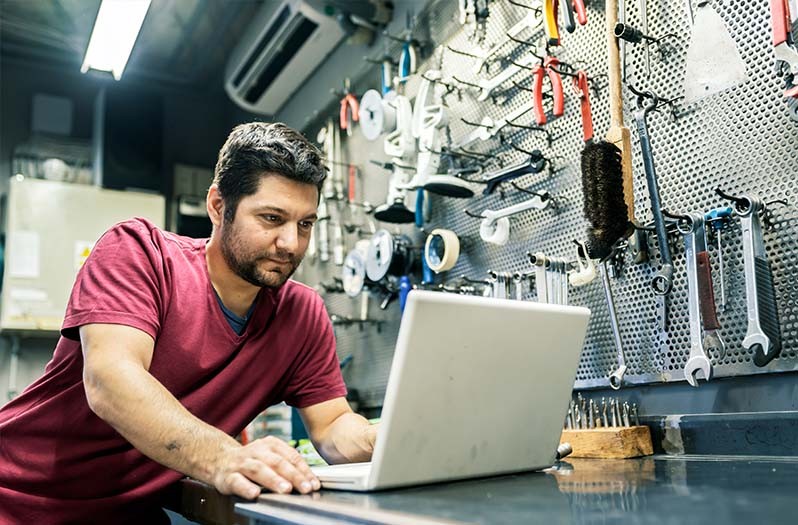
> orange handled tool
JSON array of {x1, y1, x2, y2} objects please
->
[
  {"x1": 573, "y1": 71, "x2": 593, "y2": 142},
  {"x1": 532, "y1": 56, "x2": 565, "y2": 125}
]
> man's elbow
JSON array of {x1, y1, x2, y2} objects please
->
[{"x1": 83, "y1": 365, "x2": 113, "y2": 420}]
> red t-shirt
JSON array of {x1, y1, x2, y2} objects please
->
[{"x1": 0, "y1": 218, "x2": 346, "y2": 524}]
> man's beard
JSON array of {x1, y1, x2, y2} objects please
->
[{"x1": 219, "y1": 219, "x2": 302, "y2": 288}]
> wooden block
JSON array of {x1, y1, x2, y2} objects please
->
[{"x1": 559, "y1": 426, "x2": 653, "y2": 459}]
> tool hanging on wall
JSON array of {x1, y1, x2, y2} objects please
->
[
  {"x1": 342, "y1": 239, "x2": 374, "y2": 297},
  {"x1": 632, "y1": 92, "x2": 674, "y2": 295},
  {"x1": 569, "y1": 241, "x2": 597, "y2": 286},
  {"x1": 532, "y1": 55, "x2": 565, "y2": 125},
  {"x1": 769, "y1": 0, "x2": 798, "y2": 120},
  {"x1": 453, "y1": 100, "x2": 535, "y2": 149},
  {"x1": 375, "y1": 95, "x2": 416, "y2": 223},
  {"x1": 705, "y1": 206, "x2": 733, "y2": 313},
  {"x1": 581, "y1": 137, "x2": 633, "y2": 389},
  {"x1": 407, "y1": 70, "x2": 475, "y2": 201},
  {"x1": 365, "y1": 229, "x2": 420, "y2": 311},
  {"x1": 543, "y1": 0, "x2": 560, "y2": 45},
  {"x1": 339, "y1": 79, "x2": 360, "y2": 138},
  {"x1": 683, "y1": 1, "x2": 748, "y2": 105},
  {"x1": 481, "y1": 153, "x2": 547, "y2": 195},
  {"x1": 670, "y1": 212, "x2": 721, "y2": 386},
  {"x1": 468, "y1": 191, "x2": 552, "y2": 246},
  {"x1": 718, "y1": 190, "x2": 783, "y2": 366},
  {"x1": 424, "y1": 229, "x2": 461, "y2": 273},
  {"x1": 581, "y1": 0, "x2": 635, "y2": 224},
  {"x1": 573, "y1": 70, "x2": 593, "y2": 143},
  {"x1": 359, "y1": 89, "x2": 396, "y2": 141}
]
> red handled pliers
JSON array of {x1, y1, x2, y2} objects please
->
[
  {"x1": 339, "y1": 93, "x2": 360, "y2": 136},
  {"x1": 532, "y1": 56, "x2": 565, "y2": 126},
  {"x1": 573, "y1": 70, "x2": 593, "y2": 142}
]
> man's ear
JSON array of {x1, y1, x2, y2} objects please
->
[{"x1": 206, "y1": 184, "x2": 224, "y2": 228}]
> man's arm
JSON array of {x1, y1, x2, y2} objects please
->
[
  {"x1": 299, "y1": 398, "x2": 378, "y2": 464},
  {"x1": 80, "y1": 323, "x2": 320, "y2": 498}
]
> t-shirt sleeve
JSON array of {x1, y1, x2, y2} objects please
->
[
  {"x1": 282, "y1": 293, "x2": 347, "y2": 409},
  {"x1": 61, "y1": 220, "x2": 163, "y2": 341}
]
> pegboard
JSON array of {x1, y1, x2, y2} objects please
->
[{"x1": 296, "y1": 0, "x2": 798, "y2": 403}]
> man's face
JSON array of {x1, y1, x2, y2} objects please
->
[{"x1": 219, "y1": 174, "x2": 318, "y2": 288}]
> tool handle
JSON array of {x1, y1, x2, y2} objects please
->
[
  {"x1": 348, "y1": 165, "x2": 357, "y2": 203},
  {"x1": 573, "y1": 0, "x2": 587, "y2": 25},
  {"x1": 575, "y1": 71, "x2": 593, "y2": 142},
  {"x1": 548, "y1": 65, "x2": 565, "y2": 117},
  {"x1": 561, "y1": 0, "x2": 576, "y2": 33},
  {"x1": 770, "y1": 0, "x2": 791, "y2": 47},
  {"x1": 532, "y1": 66, "x2": 547, "y2": 125},
  {"x1": 543, "y1": 0, "x2": 561, "y2": 46},
  {"x1": 696, "y1": 251, "x2": 720, "y2": 330},
  {"x1": 606, "y1": 0, "x2": 624, "y2": 126}
]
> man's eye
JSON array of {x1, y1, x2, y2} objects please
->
[
  {"x1": 262, "y1": 215, "x2": 280, "y2": 223},
  {"x1": 299, "y1": 221, "x2": 314, "y2": 230}
]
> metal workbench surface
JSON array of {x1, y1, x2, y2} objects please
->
[{"x1": 233, "y1": 456, "x2": 797, "y2": 525}]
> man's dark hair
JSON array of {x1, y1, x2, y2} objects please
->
[{"x1": 213, "y1": 122, "x2": 327, "y2": 222}]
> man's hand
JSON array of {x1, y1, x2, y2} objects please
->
[{"x1": 211, "y1": 436, "x2": 320, "y2": 499}]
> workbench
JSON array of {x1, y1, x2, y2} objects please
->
[{"x1": 177, "y1": 455, "x2": 796, "y2": 524}]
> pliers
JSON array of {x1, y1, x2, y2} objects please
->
[
  {"x1": 532, "y1": 56, "x2": 565, "y2": 125},
  {"x1": 769, "y1": 0, "x2": 798, "y2": 119},
  {"x1": 339, "y1": 92, "x2": 360, "y2": 136}
]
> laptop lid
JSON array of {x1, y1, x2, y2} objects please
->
[{"x1": 367, "y1": 290, "x2": 590, "y2": 490}]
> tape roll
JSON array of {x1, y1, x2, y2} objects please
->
[
  {"x1": 359, "y1": 89, "x2": 386, "y2": 141},
  {"x1": 480, "y1": 217, "x2": 510, "y2": 245},
  {"x1": 424, "y1": 229, "x2": 460, "y2": 273}
]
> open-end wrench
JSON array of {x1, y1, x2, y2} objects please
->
[
  {"x1": 530, "y1": 252, "x2": 549, "y2": 303},
  {"x1": 678, "y1": 213, "x2": 713, "y2": 387},
  {"x1": 733, "y1": 194, "x2": 782, "y2": 366},
  {"x1": 602, "y1": 261, "x2": 628, "y2": 390}
]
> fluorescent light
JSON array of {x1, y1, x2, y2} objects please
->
[{"x1": 81, "y1": 0, "x2": 151, "y2": 80}]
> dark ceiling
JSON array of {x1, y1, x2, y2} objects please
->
[{"x1": 0, "y1": 0, "x2": 264, "y2": 92}]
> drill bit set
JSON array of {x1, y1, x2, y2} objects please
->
[
  {"x1": 564, "y1": 395, "x2": 639, "y2": 430},
  {"x1": 560, "y1": 394, "x2": 653, "y2": 458}
]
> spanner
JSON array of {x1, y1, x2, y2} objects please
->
[
  {"x1": 677, "y1": 213, "x2": 713, "y2": 387},
  {"x1": 602, "y1": 261, "x2": 628, "y2": 390},
  {"x1": 733, "y1": 194, "x2": 782, "y2": 366}
]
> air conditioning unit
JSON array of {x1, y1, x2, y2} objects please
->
[{"x1": 225, "y1": 0, "x2": 346, "y2": 115}]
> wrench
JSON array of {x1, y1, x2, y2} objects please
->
[
  {"x1": 734, "y1": 194, "x2": 782, "y2": 366},
  {"x1": 678, "y1": 213, "x2": 713, "y2": 387},
  {"x1": 634, "y1": 95, "x2": 674, "y2": 295},
  {"x1": 602, "y1": 261, "x2": 628, "y2": 390},
  {"x1": 530, "y1": 252, "x2": 549, "y2": 303}
]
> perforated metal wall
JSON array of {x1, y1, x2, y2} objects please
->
[{"x1": 296, "y1": 0, "x2": 798, "y2": 403}]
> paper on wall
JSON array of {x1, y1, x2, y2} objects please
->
[{"x1": 8, "y1": 231, "x2": 40, "y2": 279}]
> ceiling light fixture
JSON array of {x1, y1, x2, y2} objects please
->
[{"x1": 81, "y1": 0, "x2": 152, "y2": 80}]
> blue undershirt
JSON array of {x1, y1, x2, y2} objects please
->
[{"x1": 214, "y1": 290, "x2": 257, "y2": 335}]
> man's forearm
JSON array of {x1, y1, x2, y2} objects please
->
[
  {"x1": 85, "y1": 360, "x2": 239, "y2": 483},
  {"x1": 314, "y1": 412, "x2": 376, "y2": 464}
]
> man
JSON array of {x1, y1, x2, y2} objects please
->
[{"x1": 0, "y1": 122, "x2": 377, "y2": 524}]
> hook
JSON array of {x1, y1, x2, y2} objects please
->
[
  {"x1": 507, "y1": 34, "x2": 539, "y2": 48},
  {"x1": 446, "y1": 45, "x2": 481, "y2": 59},
  {"x1": 504, "y1": 118, "x2": 554, "y2": 145},
  {"x1": 499, "y1": 134, "x2": 540, "y2": 157},
  {"x1": 452, "y1": 75, "x2": 482, "y2": 89},
  {"x1": 460, "y1": 117, "x2": 493, "y2": 129},
  {"x1": 507, "y1": 0, "x2": 542, "y2": 13},
  {"x1": 464, "y1": 208, "x2": 487, "y2": 219},
  {"x1": 510, "y1": 182, "x2": 547, "y2": 197}
]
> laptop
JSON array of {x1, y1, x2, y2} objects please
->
[{"x1": 311, "y1": 290, "x2": 591, "y2": 491}]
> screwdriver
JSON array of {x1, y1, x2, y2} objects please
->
[{"x1": 705, "y1": 207, "x2": 733, "y2": 312}]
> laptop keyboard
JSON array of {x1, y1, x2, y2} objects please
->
[{"x1": 312, "y1": 462, "x2": 372, "y2": 478}]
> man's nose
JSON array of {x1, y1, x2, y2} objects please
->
[{"x1": 275, "y1": 223, "x2": 299, "y2": 254}]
